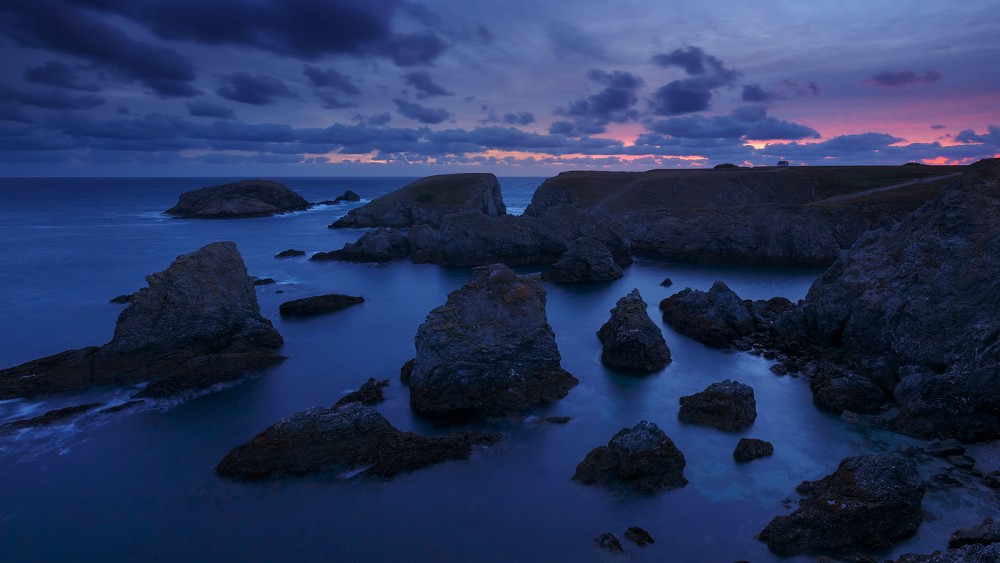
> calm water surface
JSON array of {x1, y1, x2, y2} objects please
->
[{"x1": 0, "y1": 177, "x2": 994, "y2": 562}]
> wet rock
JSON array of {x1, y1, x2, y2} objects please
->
[
  {"x1": 275, "y1": 249, "x2": 305, "y2": 258},
  {"x1": 809, "y1": 366, "x2": 888, "y2": 414},
  {"x1": 949, "y1": 517, "x2": 1000, "y2": 548},
  {"x1": 841, "y1": 410, "x2": 860, "y2": 424},
  {"x1": 572, "y1": 420, "x2": 687, "y2": 494},
  {"x1": 596, "y1": 289, "x2": 671, "y2": 373},
  {"x1": 99, "y1": 400, "x2": 145, "y2": 414},
  {"x1": 624, "y1": 526, "x2": 655, "y2": 546},
  {"x1": 311, "y1": 227, "x2": 410, "y2": 263},
  {"x1": 279, "y1": 294, "x2": 364, "y2": 317},
  {"x1": 0, "y1": 242, "x2": 284, "y2": 399},
  {"x1": 893, "y1": 544, "x2": 1000, "y2": 562},
  {"x1": 542, "y1": 237, "x2": 623, "y2": 283},
  {"x1": 925, "y1": 438, "x2": 965, "y2": 457},
  {"x1": 399, "y1": 359, "x2": 414, "y2": 385},
  {"x1": 252, "y1": 277, "x2": 276, "y2": 286},
  {"x1": 1, "y1": 402, "x2": 101, "y2": 430},
  {"x1": 594, "y1": 533, "x2": 624, "y2": 553},
  {"x1": 109, "y1": 294, "x2": 133, "y2": 304},
  {"x1": 659, "y1": 281, "x2": 755, "y2": 347},
  {"x1": 408, "y1": 264, "x2": 577, "y2": 417},
  {"x1": 331, "y1": 173, "x2": 505, "y2": 229},
  {"x1": 733, "y1": 438, "x2": 773, "y2": 462},
  {"x1": 758, "y1": 454, "x2": 925, "y2": 556},
  {"x1": 945, "y1": 454, "x2": 976, "y2": 469},
  {"x1": 216, "y1": 402, "x2": 501, "y2": 481},
  {"x1": 166, "y1": 179, "x2": 309, "y2": 218},
  {"x1": 333, "y1": 378, "x2": 389, "y2": 409},
  {"x1": 983, "y1": 470, "x2": 1000, "y2": 489},
  {"x1": 930, "y1": 472, "x2": 962, "y2": 486},
  {"x1": 770, "y1": 363, "x2": 788, "y2": 375},
  {"x1": 678, "y1": 380, "x2": 756, "y2": 431},
  {"x1": 540, "y1": 416, "x2": 570, "y2": 424}
]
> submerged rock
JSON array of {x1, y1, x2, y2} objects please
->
[
  {"x1": 0, "y1": 403, "x2": 101, "y2": 430},
  {"x1": 572, "y1": 420, "x2": 687, "y2": 493},
  {"x1": 275, "y1": 249, "x2": 305, "y2": 258},
  {"x1": 333, "y1": 378, "x2": 389, "y2": 409},
  {"x1": 659, "y1": 281, "x2": 755, "y2": 347},
  {"x1": 311, "y1": 227, "x2": 410, "y2": 263},
  {"x1": 624, "y1": 527, "x2": 655, "y2": 547},
  {"x1": 408, "y1": 264, "x2": 577, "y2": 417},
  {"x1": 758, "y1": 454, "x2": 925, "y2": 556},
  {"x1": 279, "y1": 294, "x2": 364, "y2": 317},
  {"x1": 331, "y1": 173, "x2": 505, "y2": 229},
  {"x1": 925, "y1": 438, "x2": 965, "y2": 457},
  {"x1": 733, "y1": 438, "x2": 773, "y2": 462},
  {"x1": 542, "y1": 237, "x2": 623, "y2": 283},
  {"x1": 166, "y1": 179, "x2": 309, "y2": 218},
  {"x1": 678, "y1": 380, "x2": 757, "y2": 431},
  {"x1": 596, "y1": 289, "x2": 671, "y2": 373},
  {"x1": 216, "y1": 402, "x2": 501, "y2": 481},
  {"x1": 594, "y1": 533, "x2": 625, "y2": 553},
  {"x1": 0, "y1": 242, "x2": 284, "y2": 399}
]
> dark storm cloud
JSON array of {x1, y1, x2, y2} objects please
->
[
  {"x1": 955, "y1": 125, "x2": 1000, "y2": 144},
  {"x1": 741, "y1": 84, "x2": 775, "y2": 103},
  {"x1": 865, "y1": 70, "x2": 943, "y2": 87},
  {"x1": 315, "y1": 92, "x2": 357, "y2": 110},
  {"x1": 375, "y1": 32, "x2": 448, "y2": 66},
  {"x1": 393, "y1": 99, "x2": 450, "y2": 124},
  {"x1": 547, "y1": 22, "x2": 607, "y2": 60},
  {"x1": 653, "y1": 47, "x2": 739, "y2": 82},
  {"x1": 503, "y1": 112, "x2": 535, "y2": 125},
  {"x1": 742, "y1": 80, "x2": 820, "y2": 103},
  {"x1": 302, "y1": 65, "x2": 361, "y2": 95},
  {"x1": 354, "y1": 113, "x2": 393, "y2": 127},
  {"x1": 23, "y1": 60, "x2": 99, "y2": 91},
  {"x1": 558, "y1": 70, "x2": 643, "y2": 133},
  {"x1": 0, "y1": 86, "x2": 105, "y2": 110},
  {"x1": 763, "y1": 133, "x2": 903, "y2": 160},
  {"x1": 647, "y1": 106, "x2": 820, "y2": 141},
  {"x1": 649, "y1": 81, "x2": 713, "y2": 115},
  {"x1": 186, "y1": 101, "x2": 236, "y2": 120},
  {"x1": 649, "y1": 47, "x2": 740, "y2": 116},
  {"x1": 0, "y1": 0, "x2": 199, "y2": 97},
  {"x1": 781, "y1": 79, "x2": 820, "y2": 97},
  {"x1": 404, "y1": 72, "x2": 452, "y2": 98},
  {"x1": 216, "y1": 73, "x2": 295, "y2": 106}
]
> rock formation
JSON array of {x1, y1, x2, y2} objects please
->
[
  {"x1": 216, "y1": 402, "x2": 501, "y2": 480},
  {"x1": 758, "y1": 455, "x2": 925, "y2": 556},
  {"x1": 408, "y1": 264, "x2": 577, "y2": 417},
  {"x1": 542, "y1": 237, "x2": 623, "y2": 283},
  {"x1": 275, "y1": 249, "x2": 305, "y2": 258},
  {"x1": 330, "y1": 173, "x2": 505, "y2": 229},
  {"x1": 572, "y1": 420, "x2": 687, "y2": 493},
  {"x1": 278, "y1": 294, "x2": 364, "y2": 317},
  {"x1": 311, "y1": 227, "x2": 410, "y2": 263},
  {"x1": 0, "y1": 242, "x2": 284, "y2": 399},
  {"x1": 624, "y1": 527, "x2": 655, "y2": 547},
  {"x1": 165, "y1": 179, "x2": 309, "y2": 218},
  {"x1": 659, "y1": 281, "x2": 756, "y2": 348},
  {"x1": 596, "y1": 289, "x2": 671, "y2": 373},
  {"x1": 678, "y1": 380, "x2": 757, "y2": 431},
  {"x1": 733, "y1": 438, "x2": 773, "y2": 462},
  {"x1": 333, "y1": 378, "x2": 389, "y2": 409}
]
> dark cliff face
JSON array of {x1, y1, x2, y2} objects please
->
[{"x1": 166, "y1": 179, "x2": 309, "y2": 218}]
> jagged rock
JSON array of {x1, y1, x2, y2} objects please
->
[
  {"x1": 333, "y1": 378, "x2": 389, "y2": 409},
  {"x1": 311, "y1": 228, "x2": 410, "y2": 262},
  {"x1": 542, "y1": 237, "x2": 622, "y2": 283},
  {"x1": 0, "y1": 242, "x2": 284, "y2": 399},
  {"x1": 678, "y1": 380, "x2": 757, "y2": 431},
  {"x1": 400, "y1": 359, "x2": 414, "y2": 385},
  {"x1": 809, "y1": 363, "x2": 889, "y2": 414},
  {"x1": 165, "y1": 179, "x2": 309, "y2": 218},
  {"x1": 215, "y1": 402, "x2": 501, "y2": 481},
  {"x1": 949, "y1": 517, "x2": 1000, "y2": 549},
  {"x1": 660, "y1": 277, "x2": 673, "y2": 287},
  {"x1": 759, "y1": 455, "x2": 925, "y2": 556},
  {"x1": 733, "y1": 438, "x2": 773, "y2": 462},
  {"x1": 801, "y1": 159, "x2": 1000, "y2": 439},
  {"x1": 334, "y1": 189, "x2": 361, "y2": 202},
  {"x1": 659, "y1": 281, "x2": 755, "y2": 347},
  {"x1": 99, "y1": 400, "x2": 144, "y2": 414},
  {"x1": 1, "y1": 403, "x2": 101, "y2": 430},
  {"x1": 252, "y1": 277, "x2": 276, "y2": 286},
  {"x1": 596, "y1": 289, "x2": 671, "y2": 373},
  {"x1": 279, "y1": 294, "x2": 364, "y2": 317},
  {"x1": 572, "y1": 420, "x2": 687, "y2": 493},
  {"x1": 925, "y1": 438, "x2": 965, "y2": 457},
  {"x1": 594, "y1": 533, "x2": 624, "y2": 553},
  {"x1": 624, "y1": 527, "x2": 655, "y2": 546},
  {"x1": 408, "y1": 264, "x2": 577, "y2": 417},
  {"x1": 770, "y1": 363, "x2": 788, "y2": 375},
  {"x1": 275, "y1": 249, "x2": 305, "y2": 258},
  {"x1": 109, "y1": 294, "x2": 133, "y2": 304},
  {"x1": 331, "y1": 173, "x2": 505, "y2": 229}
]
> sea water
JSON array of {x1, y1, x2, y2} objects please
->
[{"x1": 0, "y1": 177, "x2": 994, "y2": 562}]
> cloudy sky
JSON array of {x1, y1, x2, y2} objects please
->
[{"x1": 1, "y1": 0, "x2": 998, "y2": 176}]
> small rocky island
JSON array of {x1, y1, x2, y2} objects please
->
[
  {"x1": 596, "y1": 289, "x2": 670, "y2": 373},
  {"x1": 166, "y1": 179, "x2": 310, "y2": 218},
  {"x1": 573, "y1": 420, "x2": 687, "y2": 493}
]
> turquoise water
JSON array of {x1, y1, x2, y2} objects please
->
[{"x1": 0, "y1": 177, "x2": 993, "y2": 562}]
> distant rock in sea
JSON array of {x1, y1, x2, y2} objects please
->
[
  {"x1": 166, "y1": 179, "x2": 309, "y2": 218},
  {"x1": 279, "y1": 294, "x2": 364, "y2": 317},
  {"x1": 333, "y1": 378, "x2": 389, "y2": 409},
  {"x1": 274, "y1": 249, "x2": 305, "y2": 258}
]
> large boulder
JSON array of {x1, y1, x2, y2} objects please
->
[
  {"x1": 733, "y1": 438, "x2": 773, "y2": 462},
  {"x1": 330, "y1": 173, "x2": 505, "y2": 229},
  {"x1": 758, "y1": 454, "x2": 925, "y2": 556},
  {"x1": 408, "y1": 264, "x2": 578, "y2": 417},
  {"x1": 596, "y1": 289, "x2": 671, "y2": 373},
  {"x1": 278, "y1": 294, "x2": 364, "y2": 317},
  {"x1": 542, "y1": 237, "x2": 623, "y2": 283},
  {"x1": 215, "y1": 402, "x2": 501, "y2": 480},
  {"x1": 0, "y1": 242, "x2": 284, "y2": 399},
  {"x1": 572, "y1": 420, "x2": 687, "y2": 493},
  {"x1": 165, "y1": 179, "x2": 309, "y2": 218},
  {"x1": 659, "y1": 281, "x2": 756, "y2": 347},
  {"x1": 311, "y1": 227, "x2": 411, "y2": 263},
  {"x1": 678, "y1": 380, "x2": 757, "y2": 431},
  {"x1": 801, "y1": 159, "x2": 1000, "y2": 439}
]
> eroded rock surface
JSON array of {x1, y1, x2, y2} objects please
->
[
  {"x1": 279, "y1": 294, "x2": 364, "y2": 317},
  {"x1": 166, "y1": 179, "x2": 309, "y2": 218},
  {"x1": 572, "y1": 420, "x2": 687, "y2": 493},
  {"x1": 311, "y1": 228, "x2": 410, "y2": 263},
  {"x1": 678, "y1": 380, "x2": 757, "y2": 431},
  {"x1": 542, "y1": 237, "x2": 623, "y2": 283},
  {"x1": 660, "y1": 281, "x2": 755, "y2": 348},
  {"x1": 597, "y1": 289, "x2": 670, "y2": 373},
  {"x1": 733, "y1": 438, "x2": 773, "y2": 462}
]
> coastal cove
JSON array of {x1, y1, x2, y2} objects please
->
[{"x1": 0, "y1": 176, "x2": 996, "y2": 561}]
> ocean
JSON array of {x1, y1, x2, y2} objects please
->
[{"x1": 0, "y1": 177, "x2": 993, "y2": 562}]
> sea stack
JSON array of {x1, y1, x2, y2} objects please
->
[{"x1": 166, "y1": 179, "x2": 309, "y2": 218}]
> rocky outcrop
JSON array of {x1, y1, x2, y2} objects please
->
[
  {"x1": 624, "y1": 527, "x2": 655, "y2": 547},
  {"x1": 758, "y1": 455, "x2": 925, "y2": 556},
  {"x1": 334, "y1": 189, "x2": 361, "y2": 203},
  {"x1": 572, "y1": 420, "x2": 687, "y2": 493},
  {"x1": 275, "y1": 249, "x2": 305, "y2": 258},
  {"x1": 311, "y1": 228, "x2": 410, "y2": 262},
  {"x1": 331, "y1": 173, "x2": 505, "y2": 229},
  {"x1": 733, "y1": 438, "x2": 773, "y2": 462},
  {"x1": 279, "y1": 294, "x2": 364, "y2": 317},
  {"x1": 678, "y1": 380, "x2": 756, "y2": 431},
  {"x1": 894, "y1": 544, "x2": 1000, "y2": 562},
  {"x1": 333, "y1": 378, "x2": 389, "y2": 409},
  {"x1": 215, "y1": 402, "x2": 501, "y2": 481},
  {"x1": 949, "y1": 517, "x2": 1000, "y2": 549},
  {"x1": 594, "y1": 533, "x2": 624, "y2": 553},
  {"x1": 408, "y1": 264, "x2": 577, "y2": 417},
  {"x1": 1, "y1": 403, "x2": 101, "y2": 430},
  {"x1": 596, "y1": 289, "x2": 670, "y2": 373},
  {"x1": 659, "y1": 281, "x2": 755, "y2": 348},
  {"x1": 0, "y1": 242, "x2": 284, "y2": 399},
  {"x1": 166, "y1": 179, "x2": 309, "y2": 218},
  {"x1": 542, "y1": 237, "x2": 623, "y2": 283}
]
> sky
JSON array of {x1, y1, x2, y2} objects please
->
[{"x1": 0, "y1": 0, "x2": 998, "y2": 176}]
